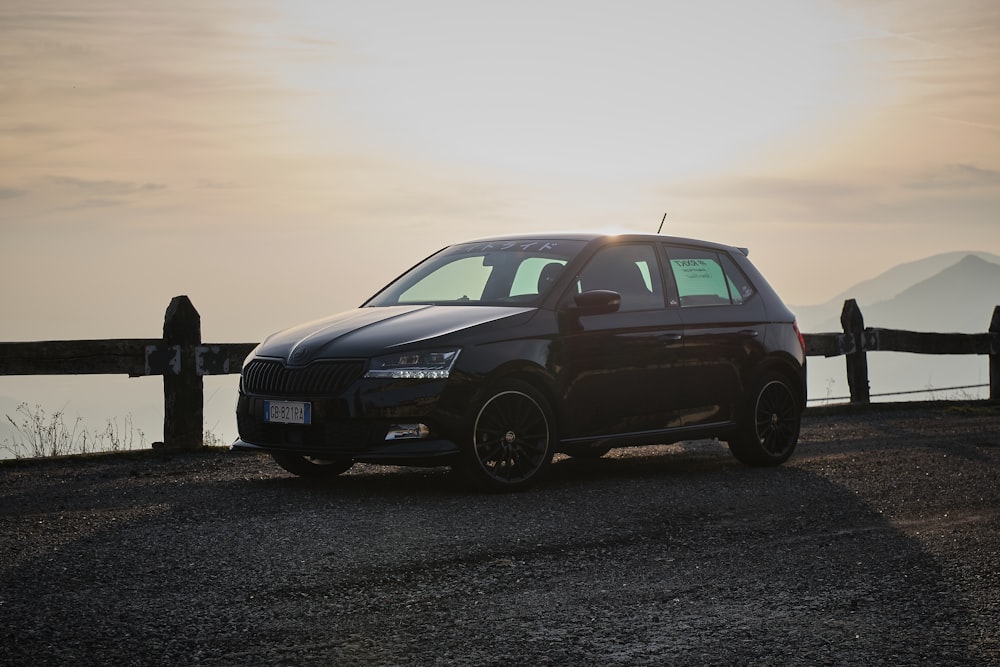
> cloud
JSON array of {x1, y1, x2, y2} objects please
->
[
  {"x1": 0, "y1": 123, "x2": 55, "y2": 136},
  {"x1": 933, "y1": 116, "x2": 1000, "y2": 133},
  {"x1": 659, "y1": 162, "x2": 1000, "y2": 228},
  {"x1": 905, "y1": 164, "x2": 1000, "y2": 191},
  {"x1": 1, "y1": 0, "x2": 304, "y2": 171},
  {"x1": 667, "y1": 177, "x2": 874, "y2": 202},
  {"x1": 65, "y1": 198, "x2": 127, "y2": 210},
  {"x1": 45, "y1": 175, "x2": 166, "y2": 196},
  {"x1": 659, "y1": 174, "x2": 880, "y2": 224},
  {"x1": 683, "y1": 164, "x2": 1000, "y2": 204},
  {"x1": 5, "y1": 1, "x2": 315, "y2": 106},
  {"x1": 872, "y1": 3, "x2": 1000, "y2": 109},
  {"x1": 196, "y1": 179, "x2": 239, "y2": 190},
  {"x1": 0, "y1": 174, "x2": 169, "y2": 224},
  {"x1": 0, "y1": 187, "x2": 26, "y2": 199}
]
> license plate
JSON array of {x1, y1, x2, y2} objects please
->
[{"x1": 263, "y1": 400, "x2": 311, "y2": 424}]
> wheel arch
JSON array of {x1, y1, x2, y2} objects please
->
[
  {"x1": 751, "y1": 354, "x2": 807, "y2": 407},
  {"x1": 475, "y1": 360, "x2": 563, "y2": 429},
  {"x1": 457, "y1": 365, "x2": 559, "y2": 491}
]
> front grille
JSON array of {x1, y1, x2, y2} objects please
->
[{"x1": 242, "y1": 359, "x2": 366, "y2": 396}]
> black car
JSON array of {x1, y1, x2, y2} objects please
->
[{"x1": 234, "y1": 233, "x2": 806, "y2": 491}]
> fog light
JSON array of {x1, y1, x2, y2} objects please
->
[{"x1": 385, "y1": 423, "x2": 430, "y2": 440}]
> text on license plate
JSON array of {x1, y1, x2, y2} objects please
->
[{"x1": 263, "y1": 401, "x2": 311, "y2": 424}]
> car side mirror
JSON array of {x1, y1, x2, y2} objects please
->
[{"x1": 571, "y1": 290, "x2": 621, "y2": 316}]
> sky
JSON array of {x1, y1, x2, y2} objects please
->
[{"x1": 1, "y1": 0, "x2": 999, "y2": 446}]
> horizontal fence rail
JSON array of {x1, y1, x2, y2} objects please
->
[
  {"x1": 0, "y1": 297, "x2": 257, "y2": 449},
  {"x1": 0, "y1": 296, "x2": 998, "y2": 449},
  {"x1": 802, "y1": 299, "x2": 999, "y2": 405},
  {"x1": 0, "y1": 339, "x2": 164, "y2": 376},
  {"x1": 804, "y1": 330, "x2": 993, "y2": 358},
  {"x1": 0, "y1": 340, "x2": 258, "y2": 377}
]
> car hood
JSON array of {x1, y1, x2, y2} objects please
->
[{"x1": 255, "y1": 305, "x2": 535, "y2": 365}]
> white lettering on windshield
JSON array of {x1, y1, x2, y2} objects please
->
[{"x1": 462, "y1": 241, "x2": 561, "y2": 253}]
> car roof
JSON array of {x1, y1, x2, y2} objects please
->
[{"x1": 460, "y1": 231, "x2": 747, "y2": 255}]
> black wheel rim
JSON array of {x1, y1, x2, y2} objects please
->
[
  {"x1": 474, "y1": 390, "x2": 550, "y2": 484},
  {"x1": 754, "y1": 380, "x2": 799, "y2": 456}
]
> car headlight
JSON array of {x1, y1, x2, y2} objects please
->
[{"x1": 364, "y1": 348, "x2": 461, "y2": 379}]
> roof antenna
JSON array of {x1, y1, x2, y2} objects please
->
[{"x1": 657, "y1": 212, "x2": 667, "y2": 234}]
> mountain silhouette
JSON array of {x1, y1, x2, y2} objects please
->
[
  {"x1": 867, "y1": 255, "x2": 1000, "y2": 332},
  {"x1": 798, "y1": 252, "x2": 999, "y2": 404},
  {"x1": 793, "y1": 251, "x2": 1000, "y2": 334}
]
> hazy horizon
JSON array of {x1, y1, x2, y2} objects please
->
[{"x1": 2, "y1": 1, "x2": 998, "y2": 452}]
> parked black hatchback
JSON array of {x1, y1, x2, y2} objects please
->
[{"x1": 234, "y1": 233, "x2": 806, "y2": 491}]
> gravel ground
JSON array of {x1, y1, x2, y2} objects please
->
[{"x1": 1, "y1": 403, "x2": 998, "y2": 666}]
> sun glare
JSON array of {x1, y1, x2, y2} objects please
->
[{"x1": 276, "y1": 1, "x2": 871, "y2": 185}]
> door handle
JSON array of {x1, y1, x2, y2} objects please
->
[
  {"x1": 738, "y1": 329, "x2": 759, "y2": 338},
  {"x1": 660, "y1": 333, "x2": 683, "y2": 342}
]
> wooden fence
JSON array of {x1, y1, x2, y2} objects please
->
[
  {"x1": 0, "y1": 297, "x2": 255, "y2": 450},
  {"x1": 0, "y1": 296, "x2": 997, "y2": 450},
  {"x1": 805, "y1": 299, "x2": 999, "y2": 404}
]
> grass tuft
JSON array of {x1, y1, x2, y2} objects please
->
[{"x1": 2, "y1": 403, "x2": 146, "y2": 459}]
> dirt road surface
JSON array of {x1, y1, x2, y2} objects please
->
[{"x1": 1, "y1": 403, "x2": 998, "y2": 666}]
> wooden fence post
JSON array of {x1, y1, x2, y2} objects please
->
[
  {"x1": 162, "y1": 296, "x2": 203, "y2": 449},
  {"x1": 990, "y1": 306, "x2": 1000, "y2": 402},
  {"x1": 841, "y1": 299, "x2": 871, "y2": 404}
]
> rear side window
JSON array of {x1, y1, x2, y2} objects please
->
[{"x1": 666, "y1": 247, "x2": 755, "y2": 307}]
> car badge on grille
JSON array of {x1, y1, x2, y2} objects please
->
[{"x1": 291, "y1": 347, "x2": 308, "y2": 362}]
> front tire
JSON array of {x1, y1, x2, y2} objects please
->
[
  {"x1": 271, "y1": 453, "x2": 353, "y2": 478},
  {"x1": 459, "y1": 380, "x2": 556, "y2": 492},
  {"x1": 727, "y1": 372, "x2": 801, "y2": 466}
]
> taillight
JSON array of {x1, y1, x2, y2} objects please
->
[{"x1": 793, "y1": 321, "x2": 806, "y2": 354}]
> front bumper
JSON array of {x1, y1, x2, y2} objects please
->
[
  {"x1": 234, "y1": 403, "x2": 463, "y2": 464},
  {"x1": 231, "y1": 435, "x2": 460, "y2": 465},
  {"x1": 234, "y1": 374, "x2": 470, "y2": 464}
]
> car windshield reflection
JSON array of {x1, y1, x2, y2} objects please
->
[{"x1": 365, "y1": 240, "x2": 585, "y2": 307}]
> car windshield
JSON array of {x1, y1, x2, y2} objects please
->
[{"x1": 365, "y1": 239, "x2": 586, "y2": 307}]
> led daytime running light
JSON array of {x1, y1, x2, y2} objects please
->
[{"x1": 364, "y1": 349, "x2": 460, "y2": 379}]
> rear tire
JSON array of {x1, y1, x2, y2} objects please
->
[
  {"x1": 727, "y1": 372, "x2": 801, "y2": 466},
  {"x1": 271, "y1": 453, "x2": 353, "y2": 478},
  {"x1": 458, "y1": 380, "x2": 556, "y2": 492}
]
